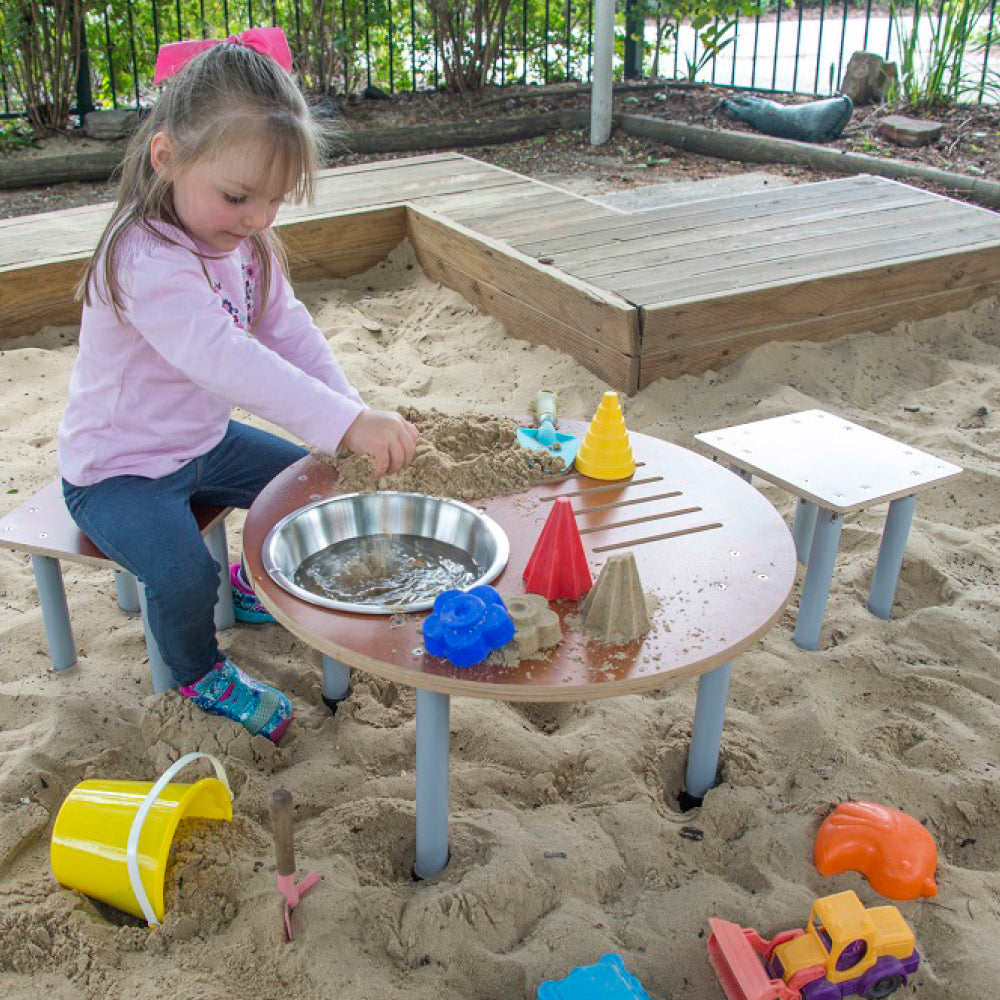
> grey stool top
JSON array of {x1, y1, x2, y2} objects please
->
[
  {"x1": 1, "y1": 479, "x2": 232, "y2": 566},
  {"x1": 695, "y1": 409, "x2": 962, "y2": 514}
]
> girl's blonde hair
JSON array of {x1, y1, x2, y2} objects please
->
[{"x1": 80, "y1": 41, "x2": 324, "y2": 326}]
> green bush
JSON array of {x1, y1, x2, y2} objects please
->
[
  {"x1": 1, "y1": 0, "x2": 86, "y2": 132},
  {"x1": 0, "y1": 119, "x2": 40, "y2": 151},
  {"x1": 892, "y1": 0, "x2": 1000, "y2": 105},
  {"x1": 640, "y1": 0, "x2": 769, "y2": 80}
]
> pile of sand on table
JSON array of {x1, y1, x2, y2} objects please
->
[{"x1": 324, "y1": 407, "x2": 566, "y2": 500}]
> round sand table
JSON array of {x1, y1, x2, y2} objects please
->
[{"x1": 244, "y1": 423, "x2": 796, "y2": 876}]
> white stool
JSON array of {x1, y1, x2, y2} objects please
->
[{"x1": 695, "y1": 410, "x2": 962, "y2": 649}]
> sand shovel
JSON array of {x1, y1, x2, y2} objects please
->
[
  {"x1": 269, "y1": 788, "x2": 321, "y2": 942},
  {"x1": 516, "y1": 389, "x2": 581, "y2": 470}
]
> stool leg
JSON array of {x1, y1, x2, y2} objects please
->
[
  {"x1": 321, "y1": 654, "x2": 351, "y2": 705},
  {"x1": 205, "y1": 521, "x2": 235, "y2": 631},
  {"x1": 868, "y1": 494, "x2": 917, "y2": 620},
  {"x1": 685, "y1": 661, "x2": 732, "y2": 800},
  {"x1": 414, "y1": 688, "x2": 450, "y2": 878},
  {"x1": 793, "y1": 509, "x2": 843, "y2": 650},
  {"x1": 792, "y1": 498, "x2": 818, "y2": 565},
  {"x1": 31, "y1": 555, "x2": 77, "y2": 671},
  {"x1": 114, "y1": 570, "x2": 141, "y2": 613},
  {"x1": 136, "y1": 583, "x2": 175, "y2": 694}
]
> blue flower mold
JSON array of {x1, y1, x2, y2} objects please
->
[
  {"x1": 537, "y1": 953, "x2": 652, "y2": 1000},
  {"x1": 422, "y1": 585, "x2": 515, "y2": 667}
]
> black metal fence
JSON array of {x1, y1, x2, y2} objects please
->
[{"x1": 2, "y1": 0, "x2": 999, "y2": 120}]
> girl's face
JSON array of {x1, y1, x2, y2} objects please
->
[{"x1": 151, "y1": 132, "x2": 287, "y2": 253}]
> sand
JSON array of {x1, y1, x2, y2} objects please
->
[
  {"x1": 326, "y1": 409, "x2": 565, "y2": 499},
  {"x1": 1, "y1": 240, "x2": 998, "y2": 1000}
]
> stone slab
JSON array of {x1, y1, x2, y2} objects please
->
[{"x1": 877, "y1": 115, "x2": 944, "y2": 148}]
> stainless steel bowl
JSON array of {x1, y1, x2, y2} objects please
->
[{"x1": 260, "y1": 492, "x2": 510, "y2": 614}]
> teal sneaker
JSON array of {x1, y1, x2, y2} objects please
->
[
  {"x1": 231, "y1": 561, "x2": 277, "y2": 623},
  {"x1": 181, "y1": 656, "x2": 292, "y2": 742}
]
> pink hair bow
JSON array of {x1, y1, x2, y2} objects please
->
[{"x1": 153, "y1": 26, "x2": 292, "y2": 84}]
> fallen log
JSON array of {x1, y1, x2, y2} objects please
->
[
  {"x1": 0, "y1": 148, "x2": 124, "y2": 190},
  {"x1": 618, "y1": 113, "x2": 1000, "y2": 210},
  {"x1": 340, "y1": 110, "x2": 571, "y2": 153},
  {"x1": 3, "y1": 108, "x2": 999, "y2": 214}
]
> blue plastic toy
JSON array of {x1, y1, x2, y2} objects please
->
[
  {"x1": 422, "y1": 585, "x2": 515, "y2": 667},
  {"x1": 537, "y1": 953, "x2": 653, "y2": 1000}
]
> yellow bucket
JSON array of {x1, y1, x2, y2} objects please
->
[{"x1": 50, "y1": 752, "x2": 233, "y2": 926}]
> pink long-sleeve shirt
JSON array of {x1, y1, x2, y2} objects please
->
[{"x1": 58, "y1": 220, "x2": 365, "y2": 486}]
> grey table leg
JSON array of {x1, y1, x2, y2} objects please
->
[
  {"x1": 136, "y1": 583, "x2": 174, "y2": 694},
  {"x1": 204, "y1": 521, "x2": 235, "y2": 631},
  {"x1": 321, "y1": 654, "x2": 351, "y2": 704},
  {"x1": 31, "y1": 554, "x2": 77, "y2": 671},
  {"x1": 791, "y1": 498, "x2": 818, "y2": 565},
  {"x1": 868, "y1": 494, "x2": 917, "y2": 620},
  {"x1": 114, "y1": 570, "x2": 140, "y2": 613},
  {"x1": 414, "y1": 688, "x2": 450, "y2": 878},
  {"x1": 793, "y1": 509, "x2": 843, "y2": 650},
  {"x1": 685, "y1": 661, "x2": 732, "y2": 800}
]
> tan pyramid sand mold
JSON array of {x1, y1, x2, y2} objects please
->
[
  {"x1": 1, "y1": 239, "x2": 999, "y2": 1000},
  {"x1": 578, "y1": 552, "x2": 653, "y2": 644}
]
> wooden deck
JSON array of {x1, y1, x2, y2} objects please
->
[{"x1": 4, "y1": 152, "x2": 1000, "y2": 392}]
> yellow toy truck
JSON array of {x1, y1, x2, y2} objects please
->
[{"x1": 707, "y1": 890, "x2": 920, "y2": 1000}]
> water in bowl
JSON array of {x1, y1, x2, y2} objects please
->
[{"x1": 293, "y1": 533, "x2": 481, "y2": 608}]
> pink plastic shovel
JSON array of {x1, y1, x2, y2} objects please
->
[{"x1": 268, "y1": 788, "x2": 321, "y2": 942}]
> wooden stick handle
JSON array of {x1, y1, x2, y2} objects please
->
[
  {"x1": 269, "y1": 788, "x2": 296, "y2": 878},
  {"x1": 592, "y1": 521, "x2": 723, "y2": 553}
]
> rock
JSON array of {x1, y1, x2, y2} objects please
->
[
  {"x1": 841, "y1": 51, "x2": 898, "y2": 105},
  {"x1": 876, "y1": 114, "x2": 944, "y2": 148},
  {"x1": 316, "y1": 90, "x2": 341, "y2": 113},
  {"x1": 84, "y1": 109, "x2": 141, "y2": 140},
  {"x1": 722, "y1": 94, "x2": 853, "y2": 143},
  {"x1": 363, "y1": 84, "x2": 391, "y2": 101}
]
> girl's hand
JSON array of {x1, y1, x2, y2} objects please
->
[{"x1": 342, "y1": 409, "x2": 418, "y2": 478}]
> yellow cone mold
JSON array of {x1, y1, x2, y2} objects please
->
[{"x1": 573, "y1": 391, "x2": 636, "y2": 479}]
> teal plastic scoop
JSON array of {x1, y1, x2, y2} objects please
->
[{"x1": 516, "y1": 390, "x2": 581, "y2": 469}]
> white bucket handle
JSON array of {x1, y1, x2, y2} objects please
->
[{"x1": 125, "y1": 752, "x2": 232, "y2": 927}]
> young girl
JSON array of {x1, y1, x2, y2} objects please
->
[{"x1": 58, "y1": 28, "x2": 417, "y2": 743}]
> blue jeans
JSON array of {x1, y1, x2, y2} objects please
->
[{"x1": 63, "y1": 421, "x2": 307, "y2": 686}]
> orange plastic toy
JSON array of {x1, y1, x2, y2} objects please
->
[
  {"x1": 707, "y1": 890, "x2": 920, "y2": 1000},
  {"x1": 814, "y1": 801, "x2": 938, "y2": 901}
]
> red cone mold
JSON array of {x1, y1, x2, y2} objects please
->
[{"x1": 523, "y1": 497, "x2": 592, "y2": 600}]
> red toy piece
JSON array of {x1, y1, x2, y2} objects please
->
[
  {"x1": 523, "y1": 496, "x2": 593, "y2": 601},
  {"x1": 814, "y1": 801, "x2": 938, "y2": 900}
]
